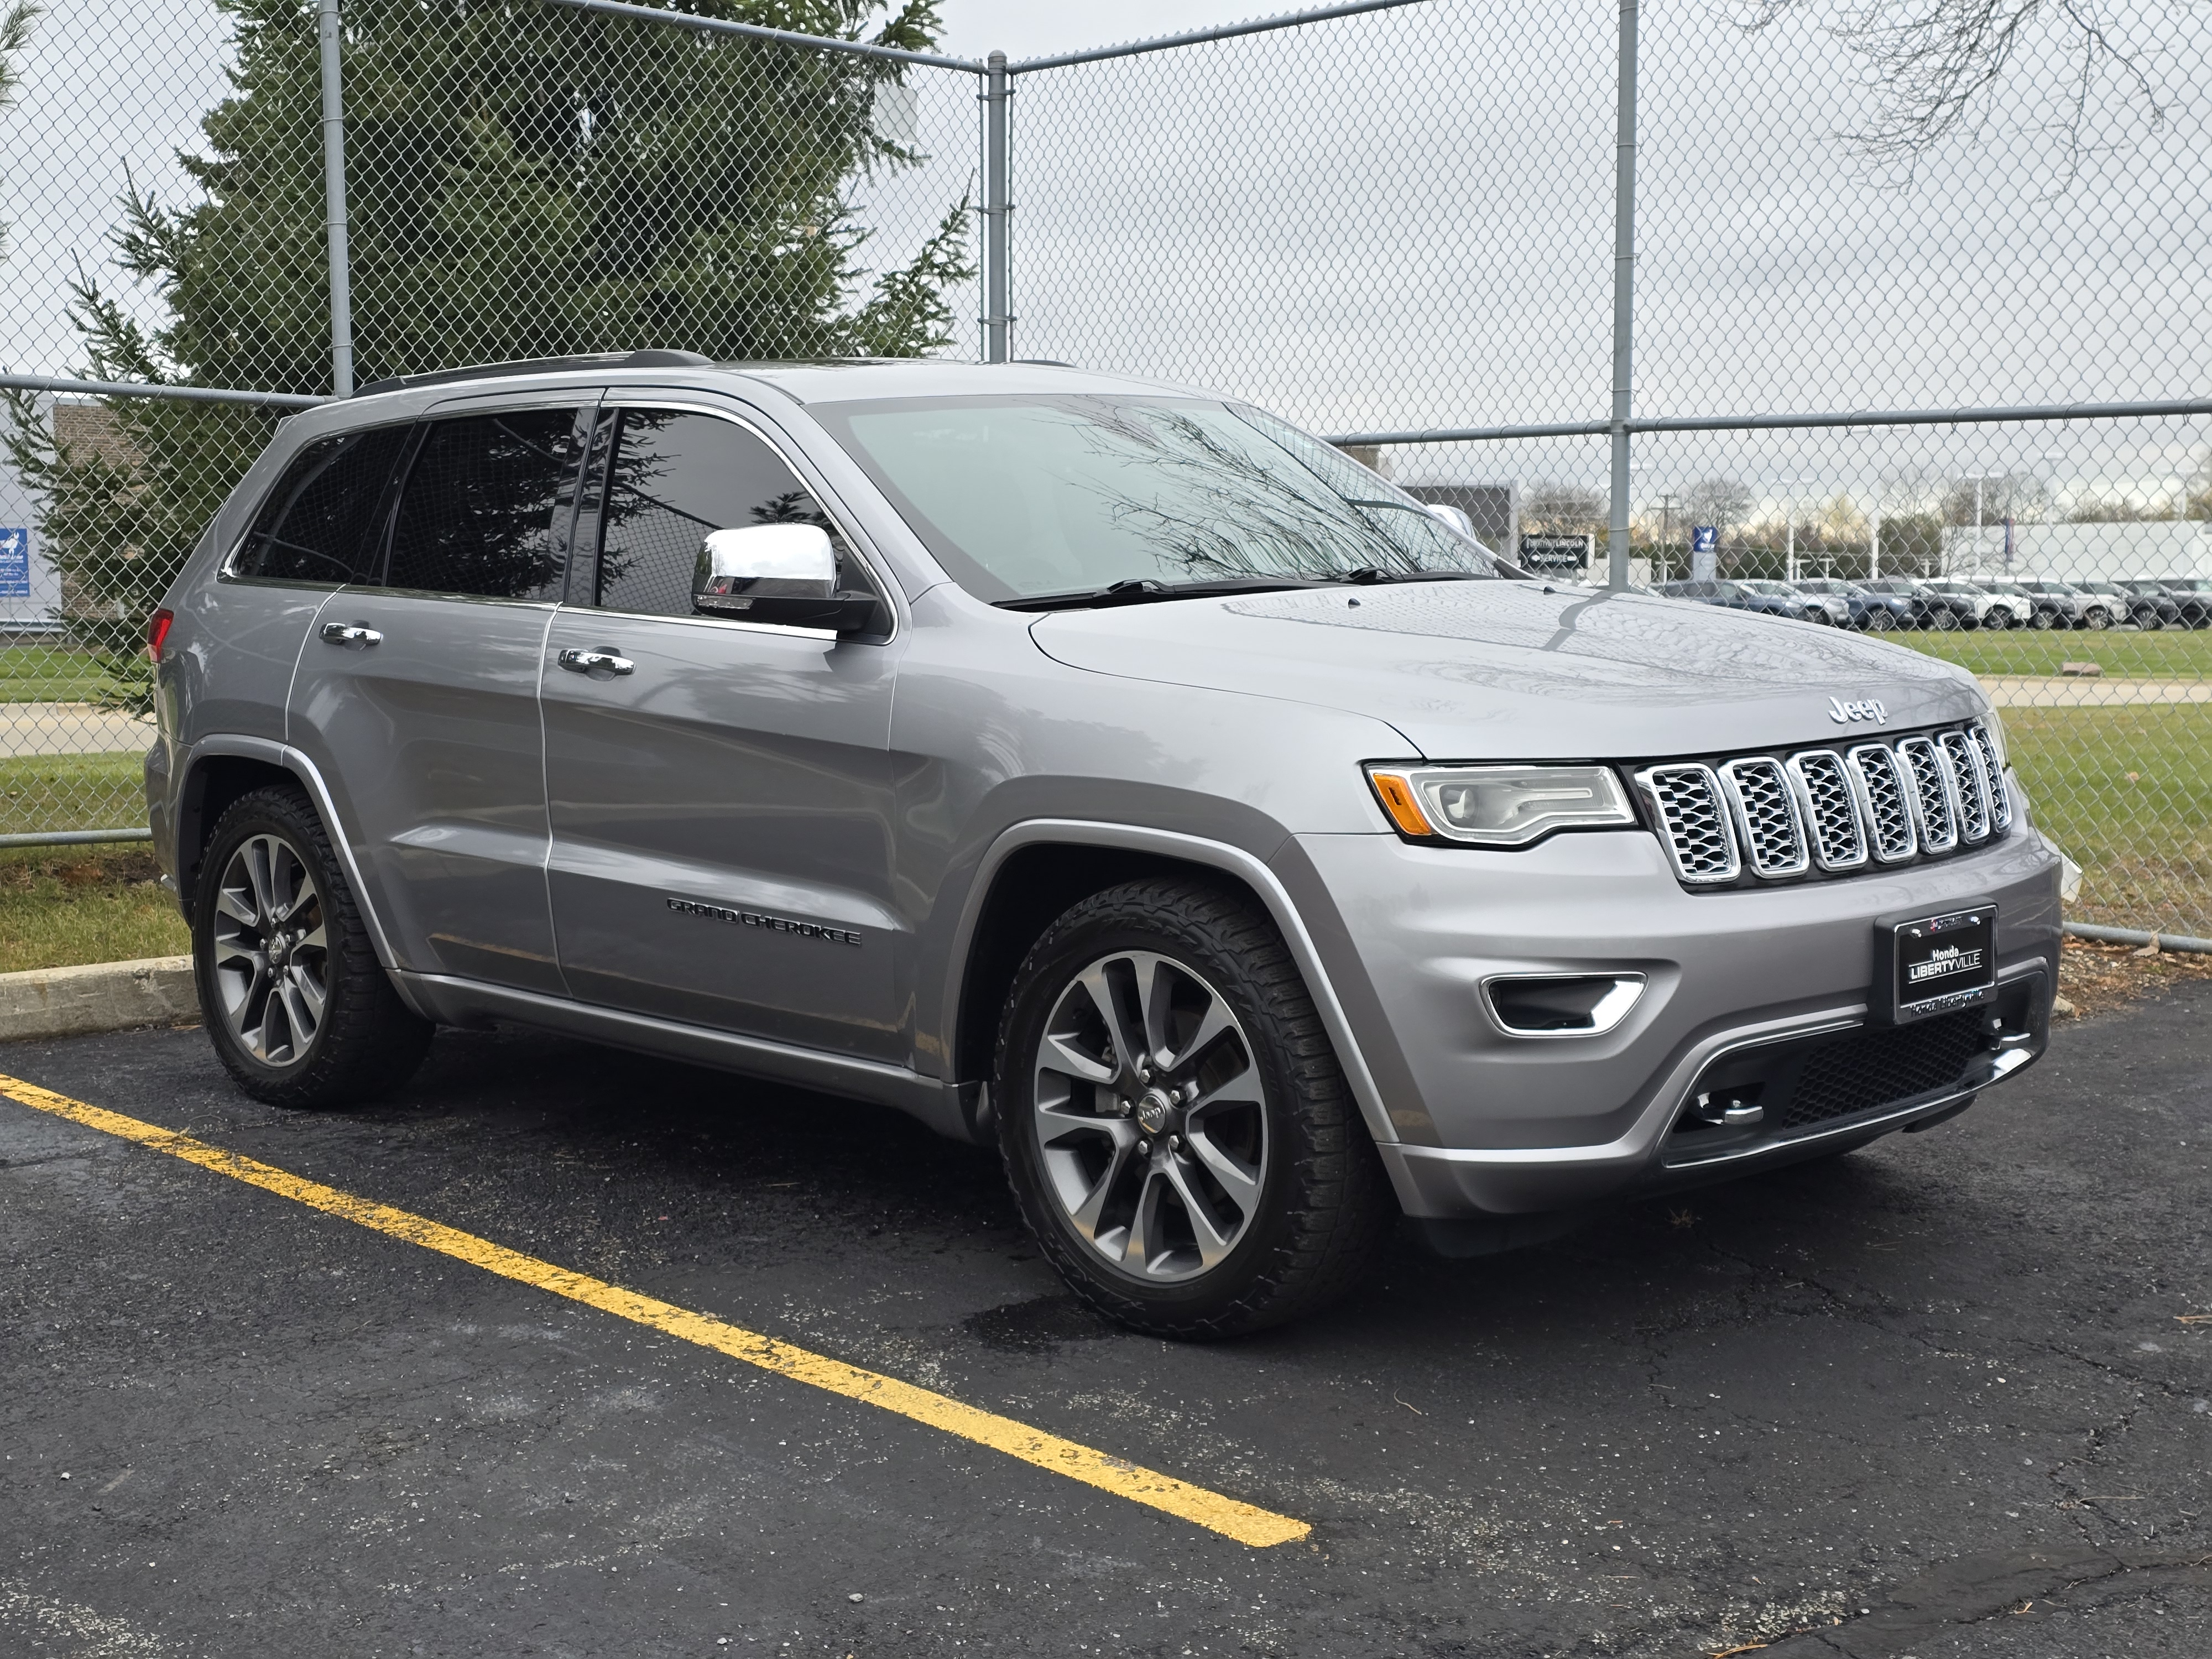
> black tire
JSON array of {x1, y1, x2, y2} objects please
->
[
  {"x1": 994, "y1": 877, "x2": 1395, "y2": 1339},
  {"x1": 1863, "y1": 608, "x2": 1896, "y2": 633},
  {"x1": 192, "y1": 784, "x2": 433, "y2": 1108},
  {"x1": 2083, "y1": 606, "x2": 2111, "y2": 630}
]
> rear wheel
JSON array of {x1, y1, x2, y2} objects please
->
[
  {"x1": 995, "y1": 877, "x2": 1394, "y2": 1338},
  {"x1": 194, "y1": 785, "x2": 433, "y2": 1109},
  {"x1": 1863, "y1": 608, "x2": 1896, "y2": 633},
  {"x1": 2083, "y1": 606, "x2": 2112, "y2": 630}
]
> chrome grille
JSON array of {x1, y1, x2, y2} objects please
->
[
  {"x1": 1895, "y1": 736, "x2": 1959, "y2": 853},
  {"x1": 1636, "y1": 764, "x2": 1739, "y2": 883},
  {"x1": 1939, "y1": 730, "x2": 1992, "y2": 842},
  {"x1": 1969, "y1": 725, "x2": 2013, "y2": 832},
  {"x1": 1788, "y1": 750, "x2": 1868, "y2": 870},
  {"x1": 1848, "y1": 743, "x2": 1918, "y2": 863},
  {"x1": 1639, "y1": 722, "x2": 2005, "y2": 889},
  {"x1": 1719, "y1": 757, "x2": 1809, "y2": 877}
]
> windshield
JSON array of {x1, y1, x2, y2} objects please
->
[
  {"x1": 1739, "y1": 581, "x2": 1793, "y2": 596},
  {"x1": 2075, "y1": 582, "x2": 2122, "y2": 594},
  {"x1": 814, "y1": 395, "x2": 1502, "y2": 604},
  {"x1": 1794, "y1": 580, "x2": 1856, "y2": 594}
]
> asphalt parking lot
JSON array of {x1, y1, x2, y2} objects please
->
[{"x1": 3, "y1": 984, "x2": 2208, "y2": 1658}]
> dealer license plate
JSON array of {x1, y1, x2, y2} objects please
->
[{"x1": 1875, "y1": 904, "x2": 1998, "y2": 1025}]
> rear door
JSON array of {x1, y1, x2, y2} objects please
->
[
  {"x1": 286, "y1": 395, "x2": 595, "y2": 993},
  {"x1": 539, "y1": 398, "x2": 906, "y2": 1060}
]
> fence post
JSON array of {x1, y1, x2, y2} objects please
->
[
  {"x1": 982, "y1": 50, "x2": 1011, "y2": 363},
  {"x1": 1606, "y1": 0, "x2": 1639, "y2": 591},
  {"x1": 317, "y1": 0, "x2": 354, "y2": 398}
]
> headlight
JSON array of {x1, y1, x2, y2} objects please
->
[{"x1": 1365, "y1": 763, "x2": 1637, "y2": 847}]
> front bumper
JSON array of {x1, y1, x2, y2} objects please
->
[{"x1": 1289, "y1": 805, "x2": 2062, "y2": 1219}]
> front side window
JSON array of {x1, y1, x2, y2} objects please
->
[
  {"x1": 592, "y1": 408, "x2": 869, "y2": 618},
  {"x1": 813, "y1": 395, "x2": 1499, "y2": 605},
  {"x1": 384, "y1": 408, "x2": 591, "y2": 600},
  {"x1": 233, "y1": 424, "x2": 410, "y2": 584}
]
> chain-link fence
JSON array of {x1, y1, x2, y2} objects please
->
[{"x1": 2, "y1": 0, "x2": 2206, "y2": 939}]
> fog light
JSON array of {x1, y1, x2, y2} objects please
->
[{"x1": 1483, "y1": 973, "x2": 1645, "y2": 1037}]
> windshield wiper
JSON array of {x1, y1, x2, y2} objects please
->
[{"x1": 997, "y1": 577, "x2": 1322, "y2": 612}]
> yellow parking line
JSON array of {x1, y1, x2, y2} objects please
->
[{"x1": 0, "y1": 1073, "x2": 1308, "y2": 1549}]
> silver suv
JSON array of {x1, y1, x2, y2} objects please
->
[{"x1": 145, "y1": 356, "x2": 2061, "y2": 1336}]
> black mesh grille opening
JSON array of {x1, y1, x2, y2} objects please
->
[
  {"x1": 1780, "y1": 1010, "x2": 1990, "y2": 1130},
  {"x1": 1665, "y1": 1005, "x2": 2001, "y2": 1166}
]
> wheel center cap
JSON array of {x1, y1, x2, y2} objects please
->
[
  {"x1": 1134, "y1": 1087, "x2": 1176, "y2": 1136},
  {"x1": 268, "y1": 935, "x2": 288, "y2": 966}
]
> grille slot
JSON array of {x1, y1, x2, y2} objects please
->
[
  {"x1": 1719, "y1": 758, "x2": 1809, "y2": 877},
  {"x1": 1895, "y1": 735, "x2": 1959, "y2": 853},
  {"x1": 1788, "y1": 750, "x2": 1869, "y2": 870},
  {"x1": 1970, "y1": 725, "x2": 2013, "y2": 831},
  {"x1": 1848, "y1": 743, "x2": 1918, "y2": 863},
  {"x1": 1939, "y1": 730, "x2": 1991, "y2": 842},
  {"x1": 1636, "y1": 764, "x2": 1739, "y2": 883}
]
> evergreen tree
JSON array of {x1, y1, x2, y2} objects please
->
[{"x1": 6, "y1": 0, "x2": 973, "y2": 706}]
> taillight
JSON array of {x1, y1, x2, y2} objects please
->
[{"x1": 148, "y1": 607, "x2": 174, "y2": 664}]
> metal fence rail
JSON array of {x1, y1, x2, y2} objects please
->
[{"x1": 1, "y1": 0, "x2": 2204, "y2": 938}]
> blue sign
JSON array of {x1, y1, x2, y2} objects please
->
[
  {"x1": 0, "y1": 527, "x2": 28, "y2": 598},
  {"x1": 1689, "y1": 525, "x2": 1718, "y2": 555}
]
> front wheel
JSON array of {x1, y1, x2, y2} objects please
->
[
  {"x1": 194, "y1": 785, "x2": 433, "y2": 1109},
  {"x1": 2083, "y1": 607, "x2": 2112, "y2": 630},
  {"x1": 1863, "y1": 608, "x2": 1896, "y2": 633},
  {"x1": 995, "y1": 878, "x2": 1394, "y2": 1338}
]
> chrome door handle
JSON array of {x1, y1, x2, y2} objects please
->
[
  {"x1": 557, "y1": 648, "x2": 635, "y2": 676},
  {"x1": 320, "y1": 622, "x2": 382, "y2": 646}
]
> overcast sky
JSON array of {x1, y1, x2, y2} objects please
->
[{"x1": 3, "y1": 0, "x2": 2206, "y2": 529}]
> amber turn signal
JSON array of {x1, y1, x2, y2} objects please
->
[{"x1": 1366, "y1": 770, "x2": 1435, "y2": 838}]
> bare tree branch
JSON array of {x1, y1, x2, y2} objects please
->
[{"x1": 1741, "y1": 0, "x2": 2176, "y2": 179}]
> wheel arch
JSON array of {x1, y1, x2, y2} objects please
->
[
  {"x1": 943, "y1": 821, "x2": 1399, "y2": 1154},
  {"x1": 173, "y1": 736, "x2": 403, "y2": 975}
]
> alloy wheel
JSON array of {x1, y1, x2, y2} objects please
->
[
  {"x1": 211, "y1": 832, "x2": 329, "y2": 1067},
  {"x1": 1029, "y1": 950, "x2": 1269, "y2": 1283}
]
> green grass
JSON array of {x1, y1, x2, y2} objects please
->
[
  {"x1": 0, "y1": 644, "x2": 115, "y2": 703},
  {"x1": 0, "y1": 844, "x2": 188, "y2": 974},
  {"x1": 2008, "y1": 704, "x2": 2212, "y2": 936},
  {"x1": 1897, "y1": 629, "x2": 2212, "y2": 679},
  {"x1": 0, "y1": 753, "x2": 147, "y2": 838}
]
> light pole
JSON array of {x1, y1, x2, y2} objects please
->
[{"x1": 1775, "y1": 476, "x2": 1814, "y2": 582}]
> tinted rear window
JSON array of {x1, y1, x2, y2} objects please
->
[
  {"x1": 233, "y1": 425, "x2": 409, "y2": 584},
  {"x1": 385, "y1": 409, "x2": 591, "y2": 599}
]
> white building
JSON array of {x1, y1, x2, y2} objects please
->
[{"x1": 1942, "y1": 520, "x2": 2212, "y2": 582}]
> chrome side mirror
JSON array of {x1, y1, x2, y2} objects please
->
[
  {"x1": 693, "y1": 524, "x2": 837, "y2": 612},
  {"x1": 1427, "y1": 502, "x2": 1474, "y2": 536},
  {"x1": 692, "y1": 524, "x2": 879, "y2": 633}
]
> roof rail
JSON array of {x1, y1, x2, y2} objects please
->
[{"x1": 353, "y1": 348, "x2": 715, "y2": 399}]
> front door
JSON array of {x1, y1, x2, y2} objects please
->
[
  {"x1": 540, "y1": 400, "x2": 905, "y2": 1060},
  {"x1": 287, "y1": 399, "x2": 594, "y2": 994}
]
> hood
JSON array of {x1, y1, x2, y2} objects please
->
[{"x1": 1028, "y1": 581, "x2": 1985, "y2": 760}]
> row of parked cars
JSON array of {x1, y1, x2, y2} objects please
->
[{"x1": 1653, "y1": 574, "x2": 2212, "y2": 631}]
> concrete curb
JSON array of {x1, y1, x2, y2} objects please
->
[{"x1": 0, "y1": 956, "x2": 199, "y2": 1042}]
